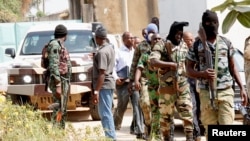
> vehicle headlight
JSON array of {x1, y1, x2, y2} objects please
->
[
  {"x1": 78, "y1": 73, "x2": 87, "y2": 81},
  {"x1": 23, "y1": 75, "x2": 32, "y2": 83}
]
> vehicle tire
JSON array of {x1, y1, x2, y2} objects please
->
[{"x1": 89, "y1": 94, "x2": 101, "y2": 121}]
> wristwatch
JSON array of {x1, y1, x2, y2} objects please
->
[{"x1": 94, "y1": 90, "x2": 99, "y2": 95}]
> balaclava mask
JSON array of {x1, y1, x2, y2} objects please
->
[
  {"x1": 167, "y1": 21, "x2": 189, "y2": 46},
  {"x1": 202, "y1": 10, "x2": 219, "y2": 40}
]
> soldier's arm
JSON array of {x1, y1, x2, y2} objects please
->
[
  {"x1": 129, "y1": 44, "x2": 141, "y2": 81},
  {"x1": 134, "y1": 54, "x2": 145, "y2": 90},
  {"x1": 48, "y1": 41, "x2": 61, "y2": 81},
  {"x1": 149, "y1": 43, "x2": 177, "y2": 70},
  {"x1": 244, "y1": 36, "x2": 250, "y2": 61},
  {"x1": 185, "y1": 47, "x2": 207, "y2": 79},
  {"x1": 229, "y1": 47, "x2": 248, "y2": 106},
  {"x1": 185, "y1": 59, "x2": 204, "y2": 79}
]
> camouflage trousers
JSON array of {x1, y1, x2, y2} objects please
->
[
  {"x1": 199, "y1": 88, "x2": 234, "y2": 140},
  {"x1": 139, "y1": 79, "x2": 151, "y2": 127},
  {"x1": 148, "y1": 86, "x2": 161, "y2": 140},
  {"x1": 49, "y1": 77, "x2": 69, "y2": 129},
  {"x1": 158, "y1": 85, "x2": 193, "y2": 137}
]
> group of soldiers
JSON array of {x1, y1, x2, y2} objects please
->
[
  {"x1": 114, "y1": 9, "x2": 249, "y2": 141},
  {"x1": 47, "y1": 9, "x2": 250, "y2": 141}
]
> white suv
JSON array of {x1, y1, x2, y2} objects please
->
[{"x1": 5, "y1": 22, "x2": 121, "y2": 120}]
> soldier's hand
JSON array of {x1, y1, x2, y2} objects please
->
[
  {"x1": 93, "y1": 94, "x2": 99, "y2": 105},
  {"x1": 203, "y1": 68, "x2": 216, "y2": 79},
  {"x1": 116, "y1": 79, "x2": 124, "y2": 85},
  {"x1": 134, "y1": 81, "x2": 141, "y2": 91},
  {"x1": 170, "y1": 62, "x2": 177, "y2": 70},
  {"x1": 240, "y1": 89, "x2": 248, "y2": 106}
]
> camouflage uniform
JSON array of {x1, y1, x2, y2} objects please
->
[
  {"x1": 186, "y1": 36, "x2": 235, "y2": 137},
  {"x1": 130, "y1": 40, "x2": 152, "y2": 127},
  {"x1": 244, "y1": 36, "x2": 250, "y2": 98},
  {"x1": 149, "y1": 40, "x2": 194, "y2": 139},
  {"x1": 48, "y1": 39, "x2": 72, "y2": 129},
  {"x1": 137, "y1": 50, "x2": 161, "y2": 140}
]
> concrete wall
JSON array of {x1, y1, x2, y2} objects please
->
[
  {"x1": 39, "y1": 0, "x2": 159, "y2": 39},
  {"x1": 94, "y1": 0, "x2": 159, "y2": 39}
]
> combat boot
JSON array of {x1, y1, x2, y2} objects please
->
[
  {"x1": 186, "y1": 131, "x2": 194, "y2": 141},
  {"x1": 163, "y1": 136, "x2": 174, "y2": 141},
  {"x1": 162, "y1": 130, "x2": 174, "y2": 141}
]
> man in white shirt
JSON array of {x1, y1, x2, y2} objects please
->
[{"x1": 113, "y1": 32, "x2": 145, "y2": 137}]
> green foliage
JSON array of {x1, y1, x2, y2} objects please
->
[
  {"x1": 211, "y1": 0, "x2": 250, "y2": 34},
  {"x1": 36, "y1": 10, "x2": 45, "y2": 18},
  {"x1": 0, "y1": 101, "x2": 112, "y2": 141},
  {"x1": 0, "y1": 0, "x2": 22, "y2": 22},
  {"x1": 237, "y1": 11, "x2": 250, "y2": 28},
  {"x1": 222, "y1": 10, "x2": 239, "y2": 34}
]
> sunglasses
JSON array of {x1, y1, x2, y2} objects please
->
[{"x1": 153, "y1": 38, "x2": 161, "y2": 41}]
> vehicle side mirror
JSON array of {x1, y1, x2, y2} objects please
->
[{"x1": 5, "y1": 48, "x2": 16, "y2": 59}]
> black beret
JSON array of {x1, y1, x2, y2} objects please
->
[{"x1": 54, "y1": 24, "x2": 67, "y2": 37}]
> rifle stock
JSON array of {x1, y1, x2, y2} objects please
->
[{"x1": 198, "y1": 23, "x2": 217, "y2": 110}]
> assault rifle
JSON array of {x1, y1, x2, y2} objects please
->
[
  {"x1": 43, "y1": 69, "x2": 50, "y2": 91},
  {"x1": 56, "y1": 76, "x2": 70, "y2": 128},
  {"x1": 198, "y1": 23, "x2": 217, "y2": 110},
  {"x1": 239, "y1": 104, "x2": 250, "y2": 125}
]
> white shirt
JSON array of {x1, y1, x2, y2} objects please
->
[{"x1": 113, "y1": 45, "x2": 134, "y2": 80}]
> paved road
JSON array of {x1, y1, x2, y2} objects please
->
[
  {"x1": 43, "y1": 102, "x2": 243, "y2": 141},
  {"x1": 62, "y1": 108, "x2": 207, "y2": 141}
]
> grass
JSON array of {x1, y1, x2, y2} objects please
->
[{"x1": 0, "y1": 93, "x2": 113, "y2": 141}]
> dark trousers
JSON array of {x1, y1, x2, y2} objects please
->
[
  {"x1": 130, "y1": 90, "x2": 145, "y2": 134},
  {"x1": 188, "y1": 78, "x2": 201, "y2": 137},
  {"x1": 113, "y1": 83, "x2": 144, "y2": 134}
]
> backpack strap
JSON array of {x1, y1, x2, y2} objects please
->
[{"x1": 193, "y1": 39, "x2": 201, "y2": 71}]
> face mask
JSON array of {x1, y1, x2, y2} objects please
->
[
  {"x1": 202, "y1": 10, "x2": 219, "y2": 39},
  {"x1": 203, "y1": 22, "x2": 218, "y2": 39}
]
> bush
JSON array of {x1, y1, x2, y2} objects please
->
[{"x1": 0, "y1": 101, "x2": 112, "y2": 141}]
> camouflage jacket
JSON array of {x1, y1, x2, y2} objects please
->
[
  {"x1": 137, "y1": 50, "x2": 158, "y2": 89},
  {"x1": 186, "y1": 36, "x2": 235, "y2": 89},
  {"x1": 149, "y1": 40, "x2": 189, "y2": 88},
  {"x1": 129, "y1": 40, "x2": 151, "y2": 81},
  {"x1": 244, "y1": 36, "x2": 250, "y2": 97},
  {"x1": 48, "y1": 39, "x2": 72, "y2": 83}
]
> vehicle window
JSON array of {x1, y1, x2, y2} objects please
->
[
  {"x1": 233, "y1": 49, "x2": 244, "y2": 72},
  {"x1": 21, "y1": 30, "x2": 95, "y2": 55}
]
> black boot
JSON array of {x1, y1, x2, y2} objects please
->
[
  {"x1": 136, "y1": 133, "x2": 148, "y2": 140},
  {"x1": 186, "y1": 131, "x2": 194, "y2": 141},
  {"x1": 163, "y1": 136, "x2": 174, "y2": 141},
  {"x1": 163, "y1": 130, "x2": 174, "y2": 141}
]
